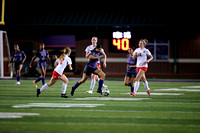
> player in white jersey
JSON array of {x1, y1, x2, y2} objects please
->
[
  {"x1": 85, "y1": 37, "x2": 107, "y2": 94},
  {"x1": 36, "y1": 47, "x2": 73, "y2": 98},
  {"x1": 132, "y1": 39, "x2": 153, "y2": 96}
]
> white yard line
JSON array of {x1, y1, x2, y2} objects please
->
[
  {"x1": 12, "y1": 103, "x2": 104, "y2": 108},
  {"x1": 73, "y1": 97, "x2": 151, "y2": 101},
  {"x1": 0, "y1": 112, "x2": 39, "y2": 118},
  {"x1": 1, "y1": 121, "x2": 200, "y2": 128},
  {"x1": 121, "y1": 92, "x2": 184, "y2": 95},
  {"x1": 154, "y1": 88, "x2": 200, "y2": 92},
  {"x1": 181, "y1": 86, "x2": 200, "y2": 88}
]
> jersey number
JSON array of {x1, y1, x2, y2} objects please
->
[{"x1": 60, "y1": 58, "x2": 64, "y2": 64}]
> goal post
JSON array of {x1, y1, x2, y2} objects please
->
[
  {"x1": 0, "y1": 0, "x2": 5, "y2": 25},
  {"x1": 0, "y1": 30, "x2": 13, "y2": 79}
]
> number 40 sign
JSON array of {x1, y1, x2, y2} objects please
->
[{"x1": 112, "y1": 31, "x2": 131, "y2": 51}]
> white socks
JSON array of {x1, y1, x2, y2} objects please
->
[
  {"x1": 134, "y1": 81, "x2": 140, "y2": 93},
  {"x1": 40, "y1": 83, "x2": 68, "y2": 94},
  {"x1": 143, "y1": 81, "x2": 149, "y2": 91},
  {"x1": 62, "y1": 83, "x2": 67, "y2": 94},
  {"x1": 40, "y1": 84, "x2": 49, "y2": 92},
  {"x1": 90, "y1": 79, "x2": 96, "y2": 91},
  {"x1": 134, "y1": 81, "x2": 149, "y2": 93}
]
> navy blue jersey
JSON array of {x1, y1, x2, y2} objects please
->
[
  {"x1": 12, "y1": 50, "x2": 26, "y2": 63},
  {"x1": 127, "y1": 54, "x2": 137, "y2": 73},
  {"x1": 87, "y1": 49, "x2": 100, "y2": 69},
  {"x1": 36, "y1": 50, "x2": 49, "y2": 63}
]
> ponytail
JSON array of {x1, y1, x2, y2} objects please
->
[
  {"x1": 140, "y1": 39, "x2": 148, "y2": 46},
  {"x1": 59, "y1": 47, "x2": 71, "y2": 61},
  {"x1": 59, "y1": 53, "x2": 65, "y2": 61}
]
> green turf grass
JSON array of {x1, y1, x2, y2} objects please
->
[{"x1": 0, "y1": 79, "x2": 200, "y2": 133}]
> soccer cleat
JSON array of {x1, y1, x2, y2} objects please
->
[
  {"x1": 147, "y1": 88, "x2": 150, "y2": 96},
  {"x1": 36, "y1": 89, "x2": 41, "y2": 97},
  {"x1": 61, "y1": 94, "x2": 69, "y2": 98},
  {"x1": 97, "y1": 89, "x2": 102, "y2": 95},
  {"x1": 71, "y1": 87, "x2": 75, "y2": 96},
  {"x1": 130, "y1": 92, "x2": 136, "y2": 96},
  {"x1": 33, "y1": 80, "x2": 37, "y2": 88},
  {"x1": 86, "y1": 90, "x2": 93, "y2": 94}
]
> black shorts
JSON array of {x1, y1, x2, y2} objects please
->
[
  {"x1": 83, "y1": 65, "x2": 98, "y2": 76},
  {"x1": 125, "y1": 72, "x2": 137, "y2": 78},
  {"x1": 15, "y1": 62, "x2": 23, "y2": 70}
]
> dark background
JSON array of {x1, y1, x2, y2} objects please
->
[{"x1": 1, "y1": 0, "x2": 200, "y2": 78}]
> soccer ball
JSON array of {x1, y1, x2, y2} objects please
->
[{"x1": 102, "y1": 88, "x2": 110, "y2": 96}]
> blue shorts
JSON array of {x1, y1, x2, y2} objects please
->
[
  {"x1": 125, "y1": 72, "x2": 137, "y2": 78},
  {"x1": 83, "y1": 65, "x2": 98, "y2": 76},
  {"x1": 14, "y1": 61, "x2": 23, "y2": 70},
  {"x1": 37, "y1": 62, "x2": 46, "y2": 69}
]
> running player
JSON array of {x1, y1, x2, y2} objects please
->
[
  {"x1": 85, "y1": 37, "x2": 107, "y2": 94},
  {"x1": 8, "y1": 44, "x2": 26, "y2": 85},
  {"x1": 132, "y1": 39, "x2": 153, "y2": 96},
  {"x1": 29, "y1": 43, "x2": 50, "y2": 87},
  {"x1": 124, "y1": 47, "x2": 137, "y2": 96},
  {"x1": 36, "y1": 47, "x2": 72, "y2": 98},
  {"x1": 71, "y1": 44, "x2": 106, "y2": 96}
]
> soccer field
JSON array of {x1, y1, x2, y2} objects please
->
[{"x1": 0, "y1": 79, "x2": 200, "y2": 133}]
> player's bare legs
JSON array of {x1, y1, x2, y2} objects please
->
[
  {"x1": 71, "y1": 74, "x2": 89, "y2": 96},
  {"x1": 87, "y1": 74, "x2": 96, "y2": 94},
  {"x1": 87, "y1": 73, "x2": 107, "y2": 94},
  {"x1": 141, "y1": 74, "x2": 150, "y2": 96},
  {"x1": 134, "y1": 69, "x2": 145, "y2": 94},
  {"x1": 60, "y1": 75, "x2": 69, "y2": 98},
  {"x1": 16, "y1": 64, "x2": 23, "y2": 85},
  {"x1": 124, "y1": 76, "x2": 135, "y2": 96},
  {"x1": 124, "y1": 76, "x2": 130, "y2": 86},
  {"x1": 36, "y1": 77, "x2": 57, "y2": 97},
  {"x1": 34, "y1": 66, "x2": 46, "y2": 88},
  {"x1": 94, "y1": 69, "x2": 106, "y2": 94},
  {"x1": 41, "y1": 66, "x2": 46, "y2": 85}
]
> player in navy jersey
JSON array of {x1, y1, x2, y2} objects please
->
[
  {"x1": 29, "y1": 43, "x2": 50, "y2": 87},
  {"x1": 124, "y1": 47, "x2": 137, "y2": 96},
  {"x1": 8, "y1": 45, "x2": 26, "y2": 85},
  {"x1": 71, "y1": 44, "x2": 106, "y2": 96},
  {"x1": 85, "y1": 37, "x2": 107, "y2": 94}
]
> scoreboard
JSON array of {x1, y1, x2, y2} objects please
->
[{"x1": 112, "y1": 31, "x2": 131, "y2": 51}]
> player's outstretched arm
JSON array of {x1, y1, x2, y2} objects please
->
[
  {"x1": 101, "y1": 51, "x2": 107, "y2": 68},
  {"x1": 69, "y1": 64, "x2": 73, "y2": 70},
  {"x1": 29, "y1": 55, "x2": 36, "y2": 68}
]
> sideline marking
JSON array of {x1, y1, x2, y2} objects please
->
[
  {"x1": 0, "y1": 112, "x2": 39, "y2": 118},
  {"x1": 181, "y1": 86, "x2": 200, "y2": 89},
  {"x1": 12, "y1": 103, "x2": 104, "y2": 108},
  {"x1": 154, "y1": 88, "x2": 200, "y2": 92},
  {"x1": 121, "y1": 92, "x2": 184, "y2": 95},
  {"x1": 73, "y1": 97, "x2": 151, "y2": 101}
]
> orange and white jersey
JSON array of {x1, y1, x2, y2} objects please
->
[
  {"x1": 54, "y1": 55, "x2": 72, "y2": 75},
  {"x1": 133, "y1": 48, "x2": 151, "y2": 67}
]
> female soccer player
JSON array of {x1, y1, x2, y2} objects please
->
[
  {"x1": 124, "y1": 47, "x2": 137, "y2": 96},
  {"x1": 71, "y1": 44, "x2": 106, "y2": 96},
  {"x1": 85, "y1": 37, "x2": 107, "y2": 94},
  {"x1": 36, "y1": 47, "x2": 72, "y2": 98},
  {"x1": 132, "y1": 39, "x2": 153, "y2": 96},
  {"x1": 8, "y1": 44, "x2": 26, "y2": 85},
  {"x1": 29, "y1": 43, "x2": 50, "y2": 87}
]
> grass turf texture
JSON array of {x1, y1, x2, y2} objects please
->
[{"x1": 0, "y1": 79, "x2": 200, "y2": 133}]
